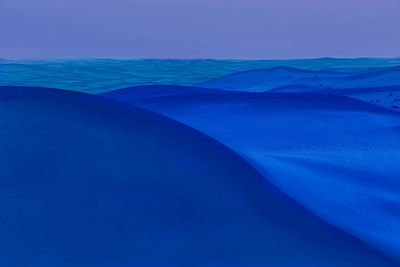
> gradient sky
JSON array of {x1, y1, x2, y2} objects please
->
[{"x1": 0, "y1": 0, "x2": 399, "y2": 59}]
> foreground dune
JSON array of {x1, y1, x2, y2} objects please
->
[
  {"x1": 101, "y1": 85, "x2": 400, "y2": 262},
  {"x1": 2, "y1": 86, "x2": 397, "y2": 266}
]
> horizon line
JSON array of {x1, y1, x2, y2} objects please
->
[{"x1": 1, "y1": 56, "x2": 400, "y2": 62}]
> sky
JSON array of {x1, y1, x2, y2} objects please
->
[{"x1": 0, "y1": 0, "x2": 399, "y2": 59}]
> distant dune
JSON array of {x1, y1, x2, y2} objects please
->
[
  {"x1": 2, "y1": 58, "x2": 399, "y2": 93},
  {"x1": 199, "y1": 66, "x2": 400, "y2": 93},
  {"x1": 199, "y1": 66, "x2": 353, "y2": 91}
]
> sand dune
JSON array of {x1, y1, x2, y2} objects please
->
[
  {"x1": 2, "y1": 86, "x2": 397, "y2": 265},
  {"x1": 199, "y1": 66, "x2": 352, "y2": 91},
  {"x1": 200, "y1": 66, "x2": 400, "y2": 92},
  {"x1": 271, "y1": 85, "x2": 400, "y2": 111},
  {"x1": 2, "y1": 56, "x2": 400, "y2": 266},
  {"x1": 102, "y1": 86, "x2": 400, "y2": 262}
]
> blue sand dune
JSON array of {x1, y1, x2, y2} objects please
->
[
  {"x1": 99, "y1": 84, "x2": 232, "y2": 101},
  {"x1": 101, "y1": 86, "x2": 400, "y2": 262},
  {"x1": 293, "y1": 67, "x2": 400, "y2": 90},
  {"x1": 271, "y1": 85, "x2": 400, "y2": 111},
  {"x1": 199, "y1": 66, "x2": 400, "y2": 92},
  {"x1": 2, "y1": 86, "x2": 397, "y2": 266},
  {"x1": 199, "y1": 66, "x2": 353, "y2": 92},
  {"x1": 3, "y1": 58, "x2": 399, "y2": 93}
]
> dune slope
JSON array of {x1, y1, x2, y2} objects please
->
[
  {"x1": 2, "y1": 86, "x2": 397, "y2": 266},
  {"x1": 101, "y1": 86, "x2": 400, "y2": 262}
]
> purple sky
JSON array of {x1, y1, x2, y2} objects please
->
[{"x1": 0, "y1": 0, "x2": 399, "y2": 59}]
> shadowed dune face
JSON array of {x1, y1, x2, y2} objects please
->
[
  {"x1": 0, "y1": 86, "x2": 397, "y2": 266},
  {"x1": 101, "y1": 86, "x2": 400, "y2": 262}
]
